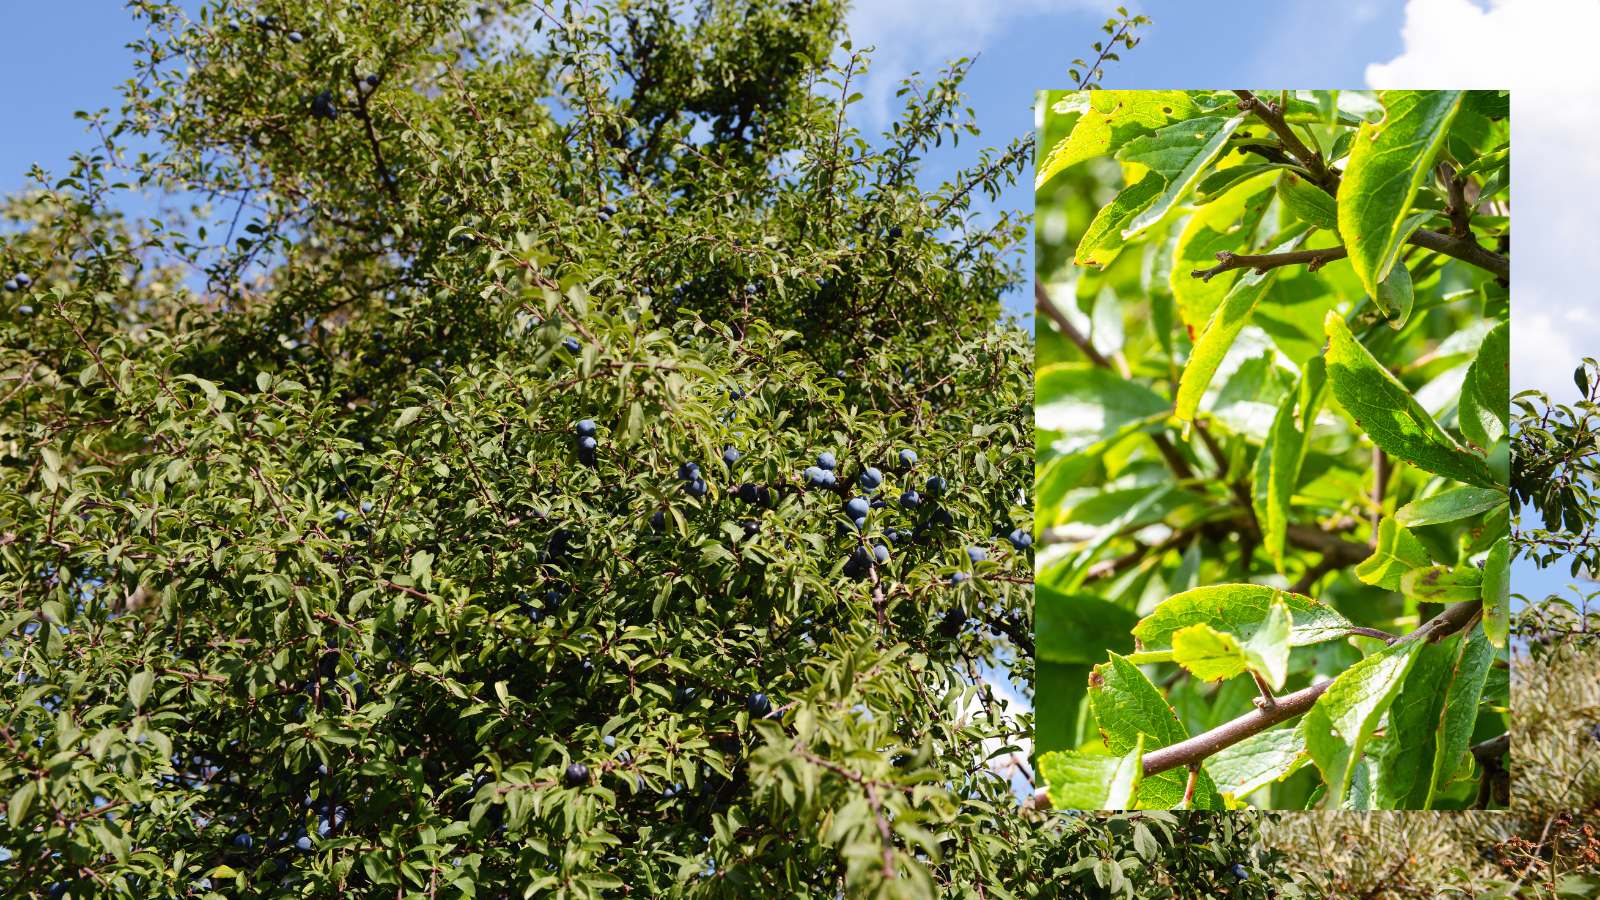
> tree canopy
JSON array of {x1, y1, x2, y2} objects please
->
[{"x1": 0, "y1": 1, "x2": 1065, "y2": 896}]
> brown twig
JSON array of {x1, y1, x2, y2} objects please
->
[
  {"x1": 1140, "y1": 599, "x2": 1482, "y2": 779},
  {"x1": 1190, "y1": 229, "x2": 1508, "y2": 282},
  {"x1": 1036, "y1": 280, "x2": 1196, "y2": 482},
  {"x1": 1233, "y1": 90, "x2": 1335, "y2": 192},
  {"x1": 1440, "y1": 161, "x2": 1474, "y2": 237}
]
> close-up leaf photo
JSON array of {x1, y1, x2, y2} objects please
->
[{"x1": 1034, "y1": 89, "x2": 1511, "y2": 811}]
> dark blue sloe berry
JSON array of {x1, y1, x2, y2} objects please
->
[
  {"x1": 565, "y1": 762, "x2": 589, "y2": 787},
  {"x1": 816, "y1": 452, "x2": 836, "y2": 471},
  {"x1": 1229, "y1": 864, "x2": 1250, "y2": 882},
  {"x1": 563, "y1": 336, "x2": 581, "y2": 354},
  {"x1": 967, "y1": 546, "x2": 987, "y2": 564},
  {"x1": 723, "y1": 447, "x2": 740, "y2": 466},
  {"x1": 2, "y1": 280, "x2": 16, "y2": 292},
  {"x1": 288, "y1": 31, "x2": 303, "y2": 42},
  {"x1": 578, "y1": 436, "x2": 597, "y2": 451},
  {"x1": 602, "y1": 202, "x2": 618, "y2": 215},
  {"x1": 804, "y1": 466, "x2": 824, "y2": 487},
  {"x1": 898, "y1": 448, "x2": 917, "y2": 467},
  {"x1": 949, "y1": 572, "x2": 970, "y2": 585},
  {"x1": 926, "y1": 476, "x2": 947, "y2": 495},
  {"x1": 14, "y1": 274, "x2": 29, "y2": 287},
  {"x1": 860, "y1": 467, "x2": 883, "y2": 490},
  {"x1": 888, "y1": 224, "x2": 902, "y2": 240},
  {"x1": 746, "y1": 692, "x2": 772, "y2": 718},
  {"x1": 741, "y1": 520, "x2": 760, "y2": 539},
  {"x1": 234, "y1": 833, "x2": 254, "y2": 850},
  {"x1": 744, "y1": 283, "x2": 758, "y2": 295},
  {"x1": 685, "y1": 478, "x2": 708, "y2": 498},
  {"x1": 845, "y1": 496, "x2": 870, "y2": 519},
  {"x1": 677, "y1": 461, "x2": 700, "y2": 480},
  {"x1": 931, "y1": 506, "x2": 953, "y2": 525},
  {"x1": 575, "y1": 419, "x2": 597, "y2": 437},
  {"x1": 650, "y1": 510, "x2": 665, "y2": 531},
  {"x1": 873, "y1": 544, "x2": 890, "y2": 564},
  {"x1": 1008, "y1": 528, "x2": 1032, "y2": 550},
  {"x1": 900, "y1": 490, "x2": 921, "y2": 509}
]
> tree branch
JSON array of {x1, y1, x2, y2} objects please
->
[
  {"x1": 1407, "y1": 228, "x2": 1509, "y2": 281},
  {"x1": 1036, "y1": 280, "x2": 1196, "y2": 482},
  {"x1": 1190, "y1": 229, "x2": 1508, "y2": 283},
  {"x1": 1440, "y1": 161, "x2": 1474, "y2": 237},
  {"x1": 1139, "y1": 599, "x2": 1483, "y2": 779},
  {"x1": 1233, "y1": 90, "x2": 1335, "y2": 192}
]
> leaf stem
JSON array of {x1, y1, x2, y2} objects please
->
[{"x1": 1248, "y1": 670, "x2": 1278, "y2": 712}]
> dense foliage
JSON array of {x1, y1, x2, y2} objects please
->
[
  {"x1": 0, "y1": 1, "x2": 1066, "y2": 896},
  {"x1": 1033, "y1": 89, "x2": 1510, "y2": 810}
]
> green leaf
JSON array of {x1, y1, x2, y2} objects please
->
[
  {"x1": 1194, "y1": 163, "x2": 1291, "y2": 205},
  {"x1": 1461, "y1": 90, "x2": 1508, "y2": 119},
  {"x1": 1170, "y1": 624, "x2": 1253, "y2": 684},
  {"x1": 1303, "y1": 638, "x2": 1422, "y2": 806},
  {"x1": 1324, "y1": 311, "x2": 1497, "y2": 489},
  {"x1": 396, "y1": 406, "x2": 424, "y2": 429},
  {"x1": 1393, "y1": 487, "x2": 1506, "y2": 527},
  {"x1": 1373, "y1": 260, "x2": 1414, "y2": 331},
  {"x1": 1075, "y1": 172, "x2": 1165, "y2": 269},
  {"x1": 1169, "y1": 598, "x2": 1289, "y2": 689},
  {"x1": 1175, "y1": 227, "x2": 1307, "y2": 421},
  {"x1": 1088, "y1": 654, "x2": 1225, "y2": 809},
  {"x1": 1430, "y1": 622, "x2": 1495, "y2": 803},
  {"x1": 1171, "y1": 168, "x2": 1278, "y2": 332},
  {"x1": 1114, "y1": 115, "x2": 1245, "y2": 239},
  {"x1": 1037, "y1": 584, "x2": 1139, "y2": 665},
  {"x1": 1037, "y1": 90, "x2": 1207, "y2": 189},
  {"x1": 1337, "y1": 90, "x2": 1463, "y2": 297},
  {"x1": 128, "y1": 668, "x2": 154, "y2": 712},
  {"x1": 1035, "y1": 363, "x2": 1172, "y2": 455},
  {"x1": 1276, "y1": 171, "x2": 1339, "y2": 234},
  {"x1": 1205, "y1": 727, "x2": 1308, "y2": 801},
  {"x1": 1373, "y1": 631, "x2": 1461, "y2": 809},
  {"x1": 1133, "y1": 584, "x2": 1351, "y2": 654},
  {"x1": 1481, "y1": 537, "x2": 1510, "y2": 649},
  {"x1": 1253, "y1": 358, "x2": 1328, "y2": 570},
  {"x1": 1356, "y1": 517, "x2": 1433, "y2": 590},
  {"x1": 1038, "y1": 736, "x2": 1145, "y2": 810},
  {"x1": 1474, "y1": 320, "x2": 1509, "y2": 431},
  {"x1": 1458, "y1": 369, "x2": 1502, "y2": 451},
  {"x1": 1399, "y1": 565, "x2": 1484, "y2": 603},
  {"x1": 9, "y1": 779, "x2": 37, "y2": 824}
]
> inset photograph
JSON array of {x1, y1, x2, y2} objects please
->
[{"x1": 1033, "y1": 89, "x2": 1510, "y2": 810}]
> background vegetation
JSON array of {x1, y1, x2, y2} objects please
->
[{"x1": 0, "y1": 1, "x2": 1050, "y2": 896}]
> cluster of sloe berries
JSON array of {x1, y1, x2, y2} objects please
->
[
  {"x1": 678, "y1": 461, "x2": 708, "y2": 497},
  {"x1": 803, "y1": 451, "x2": 839, "y2": 489},
  {"x1": 575, "y1": 419, "x2": 598, "y2": 467},
  {"x1": 597, "y1": 202, "x2": 618, "y2": 223},
  {"x1": 3, "y1": 273, "x2": 31, "y2": 292},
  {"x1": 309, "y1": 91, "x2": 340, "y2": 120}
]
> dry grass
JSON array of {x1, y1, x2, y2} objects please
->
[
  {"x1": 1513, "y1": 641, "x2": 1600, "y2": 816},
  {"x1": 1255, "y1": 641, "x2": 1600, "y2": 898},
  {"x1": 1261, "y1": 811, "x2": 1513, "y2": 898}
]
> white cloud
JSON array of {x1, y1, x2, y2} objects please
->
[
  {"x1": 842, "y1": 0, "x2": 1111, "y2": 129},
  {"x1": 1367, "y1": 0, "x2": 1600, "y2": 399}
]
